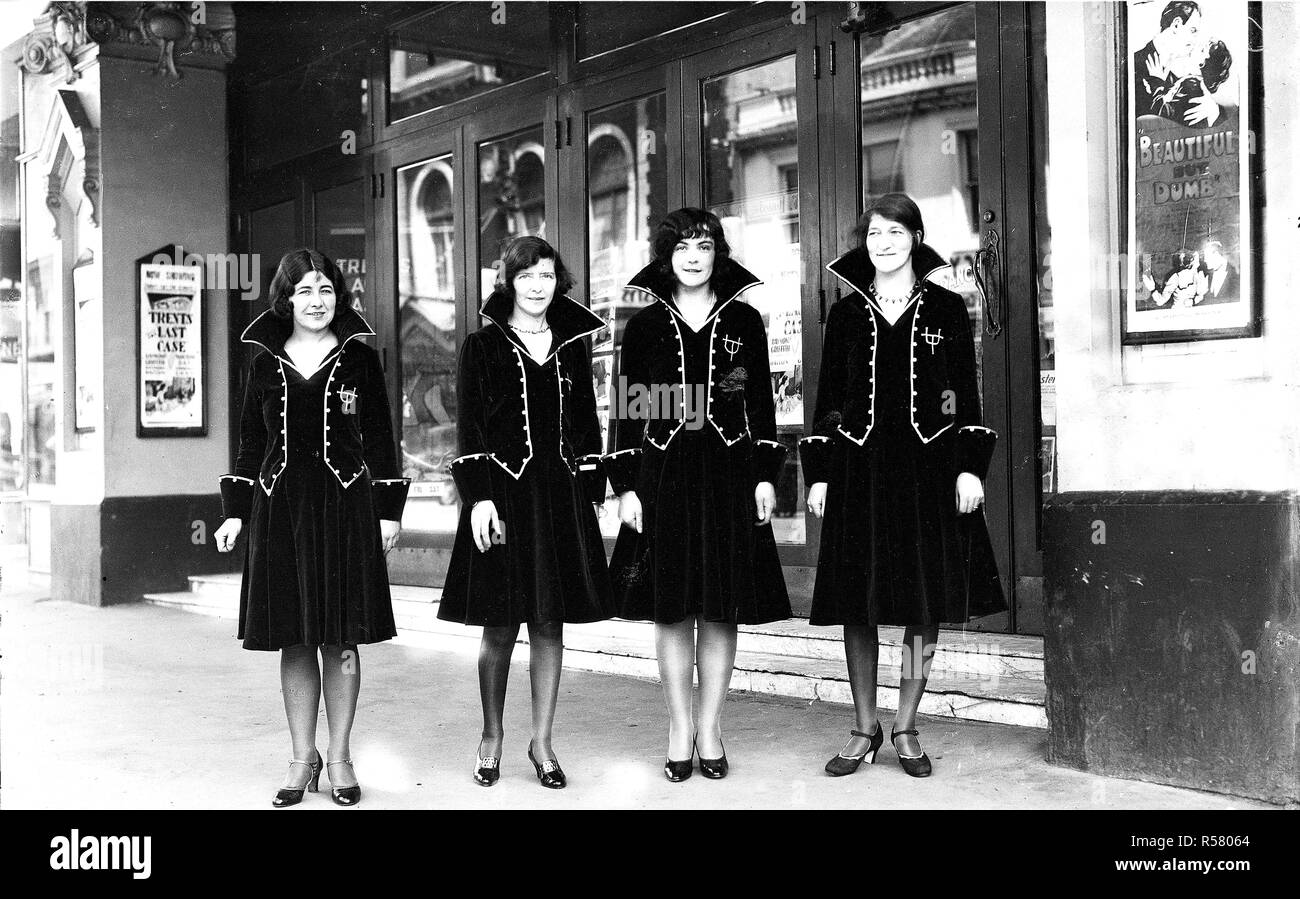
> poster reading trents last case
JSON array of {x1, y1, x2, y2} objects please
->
[{"x1": 139, "y1": 261, "x2": 204, "y2": 431}]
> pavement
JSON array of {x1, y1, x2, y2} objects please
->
[{"x1": 0, "y1": 556, "x2": 1270, "y2": 810}]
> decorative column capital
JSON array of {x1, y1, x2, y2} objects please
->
[
  {"x1": 86, "y1": 2, "x2": 237, "y2": 77},
  {"x1": 20, "y1": 2, "x2": 93, "y2": 83}
]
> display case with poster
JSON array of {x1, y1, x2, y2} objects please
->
[
  {"x1": 1122, "y1": 0, "x2": 1262, "y2": 344},
  {"x1": 137, "y1": 245, "x2": 206, "y2": 437}
]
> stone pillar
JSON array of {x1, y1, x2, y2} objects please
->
[{"x1": 16, "y1": 2, "x2": 241, "y2": 604}]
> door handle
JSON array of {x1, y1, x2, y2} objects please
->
[{"x1": 973, "y1": 227, "x2": 1003, "y2": 337}]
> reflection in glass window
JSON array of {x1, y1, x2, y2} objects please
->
[
  {"x1": 388, "y1": 2, "x2": 550, "y2": 123},
  {"x1": 314, "y1": 180, "x2": 367, "y2": 313},
  {"x1": 477, "y1": 127, "x2": 546, "y2": 298},
  {"x1": 703, "y1": 55, "x2": 805, "y2": 545},
  {"x1": 584, "y1": 92, "x2": 667, "y2": 536},
  {"x1": 25, "y1": 254, "x2": 54, "y2": 487},
  {"x1": 397, "y1": 155, "x2": 459, "y2": 533},
  {"x1": 859, "y1": 2, "x2": 984, "y2": 382},
  {"x1": 864, "y1": 140, "x2": 903, "y2": 200}
]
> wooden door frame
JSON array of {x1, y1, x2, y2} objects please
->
[
  {"x1": 679, "y1": 19, "x2": 825, "y2": 570},
  {"x1": 556, "y1": 63, "x2": 684, "y2": 314},
  {"x1": 820, "y1": 1, "x2": 1044, "y2": 633}
]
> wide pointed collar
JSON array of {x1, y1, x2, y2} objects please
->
[
  {"x1": 825, "y1": 243, "x2": 949, "y2": 307},
  {"x1": 479, "y1": 290, "x2": 605, "y2": 363},
  {"x1": 626, "y1": 257, "x2": 763, "y2": 326},
  {"x1": 241, "y1": 303, "x2": 376, "y2": 362}
]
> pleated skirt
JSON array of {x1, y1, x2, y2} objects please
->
[
  {"x1": 609, "y1": 429, "x2": 791, "y2": 625},
  {"x1": 809, "y1": 429, "x2": 1006, "y2": 626},
  {"x1": 239, "y1": 458, "x2": 397, "y2": 650},
  {"x1": 438, "y1": 448, "x2": 615, "y2": 627}
]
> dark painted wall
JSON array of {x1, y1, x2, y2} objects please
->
[
  {"x1": 99, "y1": 495, "x2": 241, "y2": 606},
  {"x1": 1043, "y1": 492, "x2": 1299, "y2": 805}
]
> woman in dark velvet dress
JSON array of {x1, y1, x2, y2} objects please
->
[
  {"x1": 440, "y1": 236, "x2": 614, "y2": 790},
  {"x1": 605, "y1": 208, "x2": 790, "y2": 782},
  {"x1": 800, "y1": 194, "x2": 1005, "y2": 778},
  {"x1": 215, "y1": 249, "x2": 411, "y2": 807}
]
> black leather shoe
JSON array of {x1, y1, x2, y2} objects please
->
[
  {"x1": 890, "y1": 727, "x2": 933, "y2": 778},
  {"x1": 272, "y1": 751, "x2": 322, "y2": 807},
  {"x1": 697, "y1": 738, "x2": 729, "y2": 779},
  {"x1": 527, "y1": 742, "x2": 567, "y2": 789},
  {"x1": 474, "y1": 750, "x2": 501, "y2": 787},
  {"x1": 825, "y1": 722, "x2": 884, "y2": 777},
  {"x1": 327, "y1": 758, "x2": 362, "y2": 805},
  {"x1": 664, "y1": 742, "x2": 694, "y2": 782}
]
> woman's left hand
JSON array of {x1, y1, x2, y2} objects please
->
[
  {"x1": 380, "y1": 519, "x2": 402, "y2": 553},
  {"x1": 755, "y1": 481, "x2": 775, "y2": 525},
  {"x1": 955, "y1": 473, "x2": 984, "y2": 515}
]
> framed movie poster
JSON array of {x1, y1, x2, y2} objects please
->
[
  {"x1": 1121, "y1": 0, "x2": 1262, "y2": 344},
  {"x1": 137, "y1": 245, "x2": 206, "y2": 437}
]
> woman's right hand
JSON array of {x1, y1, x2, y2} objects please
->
[
  {"x1": 470, "y1": 500, "x2": 500, "y2": 553},
  {"x1": 618, "y1": 491, "x2": 643, "y2": 533},
  {"x1": 215, "y1": 518, "x2": 242, "y2": 552},
  {"x1": 807, "y1": 482, "x2": 828, "y2": 519}
]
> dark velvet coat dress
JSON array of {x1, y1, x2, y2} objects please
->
[
  {"x1": 604, "y1": 258, "x2": 791, "y2": 625},
  {"x1": 219, "y1": 306, "x2": 411, "y2": 650},
  {"x1": 800, "y1": 244, "x2": 1006, "y2": 626},
  {"x1": 438, "y1": 292, "x2": 615, "y2": 627}
]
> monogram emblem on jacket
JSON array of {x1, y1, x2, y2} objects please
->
[
  {"x1": 921, "y1": 327, "x2": 943, "y2": 354},
  {"x1": 722, "y1": 335, "x2": 743, "y2": 360},
  {"x1": 339, "y1": 386, "x2": 358, "y2": 414}
]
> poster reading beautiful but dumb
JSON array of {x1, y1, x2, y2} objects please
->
[
  {"x1": 1125, "y1": 0, "x2": 1255, "y2": 343},
  {"x1": 139, "y1": 261, "x2": 204, "y2": 432}
]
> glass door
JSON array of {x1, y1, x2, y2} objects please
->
[
  {"x1": 465, "y1": 96, "x2": 559, "y2": 303},
  {"x1": 559, "y1": 67, "x2": 679, "y2": 536},
  {"x1": 381, "y1": 94, "x2": 557, "y2": 544},
  {"x1": 381, "y1": 135, "x2": 464, "y2": 536},
  {"x1": 826, "y1": 1, "x2": 1043, "y2": 633},
  {"x1": 682, "y1": 24, "x2": 824, "y2": 573}
]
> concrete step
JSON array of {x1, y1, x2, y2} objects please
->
[{"x1": 147, "y1": 573, "x2": 1046, "y2": 729}]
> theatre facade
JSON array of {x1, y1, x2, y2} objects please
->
[{"x1": 5, "y1": 1, "x2": 1297, "y2": 803}]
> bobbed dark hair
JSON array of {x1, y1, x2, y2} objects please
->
[
  {"x1": 269, "y1": 248, "x2": 352, "y2": 319},
  {"x1": 1201, "y1": 39, "x2": 1232, "y2": 93},
  {"x1": 851, "y1": 192, "x2": 926, "y2": 251},
  {"x1": 495, "y1": 235, "x2": 575, "y2": 300},
  {"x1": 651, "y1": 207, "x2": 734, "y2": 291}
]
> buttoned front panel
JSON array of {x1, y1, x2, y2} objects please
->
[
  {"x1": 839, "y1": 314, "x2": 879, "y2": 446},
  {"x1": 248, "y1": 341, "x2": 377, "y2": 494},
  {"x1": 908, "y1": 296, "x2": 958, "y2": 443},
  {"x1": 643, "y1": 311, "x2": 688, "y2": 450}
]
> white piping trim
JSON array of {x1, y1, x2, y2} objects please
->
[
  {"x1": 280, "y1": 345, "x2": 342, "y2": 379},
  {"x1": 488, "y1": 348, "x2": 533, "y2": 481},
  {"x1": 959, "y1": 425, "x2": 996, "y2": 435},
  {"x1": 556, "y1": 358, "x2": 570, "y2": 475},
  {"x1": 261, "y1": 360, "x2": 291, "y2": 495},
  {"x1": 754, "y1": 439, "x2": 783, "y2": 448},
  {"x1": 480, "y1": 295, "x2": 605, "y2": 365},
  {"x1": 371, "y1": 478, "x2": 409, "y2": 484},
  {"x1": 605, "y1": 448, "x2": 641, "y2": 458},
  {"x1": 906, "y1": 296, "x2": 951, "y2": 445},
  {"x1": 645, "y1": 310, "x2": 688, "y2": 451},
  {"x1": 449, "y1": 452, "x2": 493, "y2": 466},
  {"x1": 220, "y1": 475, "x2": 254, "y2": 484},
  {"x1": 321, "y1": 337, "x2": 371, "y2": 488},
  {"x1": 799, "y1": 436, "x2": 831, "y2": 444}
]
